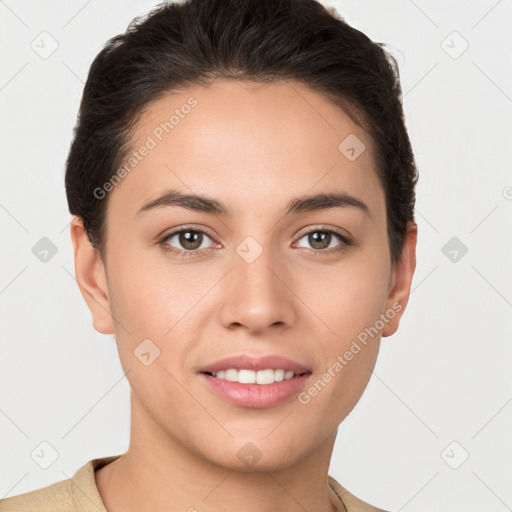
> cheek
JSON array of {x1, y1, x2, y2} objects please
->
[
  {"x1": 295, "y1": 251, "x2": 390, "y2": 341},
  {"x1": 302, "y1": 348, "x2": 379, "y2": 430},
  {"x1": 297, "y1": 270, "x2": 385, "y2": 425},
  {"x1": 105, "y1": 242, "x2": 199, "y2": 336},
  {"x1": 292, "y1": 245, "x2": 390, "y2": 407}
]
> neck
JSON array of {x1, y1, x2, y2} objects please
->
[{"x1": 95, "y1": 392, "x2": 346, "y2": 512}]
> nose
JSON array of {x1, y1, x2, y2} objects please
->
[{"x1": 218, "y1": 243, "x2": 297, "y2": 335}]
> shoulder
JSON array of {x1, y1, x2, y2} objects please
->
[
  {"x1": 0, "y1": 477, "x2": 75, "y2": 512},
  {"x1": 0, "y1": 455, "x2": 121, "y2": 512},
  {"x1": 328, "y1": 475, "x2": 391, "y2": 512}
]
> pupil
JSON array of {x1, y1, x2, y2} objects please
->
[
  {"x1": 180, "y1": 230, "x2": 201, "y2": 250},
  {"x1": 310, "y1": 232, "x2": 329, "y2": 249}
]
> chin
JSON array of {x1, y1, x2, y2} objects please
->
[{"x1": 201, "y1": 435, "x2": 309, "y2": 473}]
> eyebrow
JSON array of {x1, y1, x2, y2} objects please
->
[{"x1": 136, "y1": 189, "x2": 370, "y2": 217}]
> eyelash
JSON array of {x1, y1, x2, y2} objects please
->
[{"x1": 159, "y1": 225, "x2": 353, "y2": 258}]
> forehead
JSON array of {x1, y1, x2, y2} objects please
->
[{"x1": 108, "y1": 79, "x2": 383, "y2": 219}]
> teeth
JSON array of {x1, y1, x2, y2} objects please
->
[
  {"x1": 274, "y1": 369, "x2": 285, "y2": 382},
  {"x1": 210, "y1": 368, "x2": 298, "y2": 384}
]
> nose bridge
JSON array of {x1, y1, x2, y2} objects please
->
[
  {"x1": 218, "y1": 234, "x2": 296, "y2": 332},
  {"x1": 236, "y1": 237, "x2": 278, "y2": 293}
]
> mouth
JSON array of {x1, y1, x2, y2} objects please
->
[
  {"x1": 198, "y1": 353, "x2": 312, "y2": 376},
  {"x1": 198, "y1": 354, "x2": 313, "y2": 408},
  {"x1": 202, "y1": 368, "x2": 311, "y2": 385},
  {"x1": 199, "y1": 371, "x2": 312, "y2": 409}
]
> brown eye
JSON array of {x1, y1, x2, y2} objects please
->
[
  {"x1": 178, "y1": 230, "x2": 204, "y2": 250},
  {"x1": 294, "y1": 228, "x2": 351, "y2": 253},
  {"x1": 162, "y1": 229, "x2": 213, "y2": 253},
  {"x1": 307, "y1": 231, "x2": 332, "y2": 250}
]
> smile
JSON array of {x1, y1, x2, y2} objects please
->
[
  {"x1": 206, "y1": 368, "x2": 305, "y2": 385},
  {"x1": 200, "y1": 371, "x2": 312, "y2": 409}
]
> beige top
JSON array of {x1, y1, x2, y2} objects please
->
[{"x1": 0, "y1": 455, "x2": 389, "y2": 511}]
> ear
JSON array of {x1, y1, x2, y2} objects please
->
[
  {"x1": 70, "y1": 216, "x2": 115, "y2": 335},
  {"x1": 382, "y1": 221, "x2": 418, "y2": 337}
]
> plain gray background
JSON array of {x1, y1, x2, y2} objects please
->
[{"x1": 1, "y1": 1, "x2": 511, "y2": 510}]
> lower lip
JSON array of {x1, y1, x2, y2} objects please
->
[{"x1": 200, "y1": 373, "x2": 311, "y2": 408}]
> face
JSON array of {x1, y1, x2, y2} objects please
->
[{"x1": 72, "y1": 79, "x2": 416, "y2": 471}]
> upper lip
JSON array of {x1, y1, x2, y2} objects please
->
[{"x1": 198, "y1": 354, "x2": 312, "y2": 375}]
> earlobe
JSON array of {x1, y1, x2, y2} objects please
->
[
  {"x1": 70, "y1": 216, "x2": 115, "y2": 335},
  {"x1": 382, "y1": 221, "x2": 418, "y2": 338}
]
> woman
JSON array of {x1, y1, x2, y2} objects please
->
[{"x1": 0, "y1": 0, "x2": 417, "y2": 510}]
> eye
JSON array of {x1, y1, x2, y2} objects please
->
[
  {"x1": 160, "y1": 227, "x2": 218, "y2": 257},
  {"x1": 293, "y1": 227, "x2": 352, "y2": 253},
  {"x1": 159, "y1": 225, "x2": 353, "y2": 258}
]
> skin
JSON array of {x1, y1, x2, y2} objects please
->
[{"x1": 71, "y1": 79, "x2": 417, "y2": 512}]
